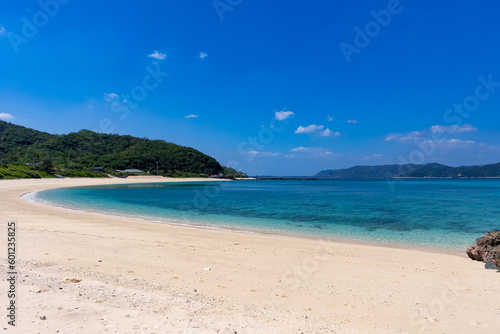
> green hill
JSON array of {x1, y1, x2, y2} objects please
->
[
  {"x1": 0, "y1": 120, "x2": 223, "y2": 178},
  {"x1": 222, "y1": 166, "x2": 248, "y2": 178}
]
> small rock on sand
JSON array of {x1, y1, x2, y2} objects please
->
[{"x1": 65, "y1": 278, "x2": 82, "y2": 283}]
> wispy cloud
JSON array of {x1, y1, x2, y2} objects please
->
[
  {"x1": 327, "y1": 115, "x2": 333, "y2": 121},
  {"x1": 291, "y1": 147, "x2": 323, "y2": 152},
  {"x1": 103, "y1": 93, "x2": 119, "y2": 101},
  {"x1": 386, "y1": 124, "x2": 478, "y2": 143},
  {"x1": 0, "y1": 26, "x2": 6, "y2": 35},
  {"x1": 247, "y1": 151, "x2": 279, "y2": 157},
  {"x1": 295, "y1": 124, "x2": 340, "y2": 137},
  {"x1": 385, "y1": 131, "x2": 423, "y2": 142},
  {"x1": 148, "y1": 50, "x2": 166, "y2": 61},
  {"x1": 275, "y1": 110, "x2": 294, "y2": 121},
  {"x1": 347, "y1": 119, "x2": 357, "y2": 124},
  {"x1": 0, "y1": 113, "x2": 15, "y2": 120},
  {"x1": 430, "y1": 124, "x2": 477, "y2": 134},
  {"x1": 295, "y1": 124, "x2": 324, "y2": 134},
  {"x1": 198, "y1": 52, "x2": 208, "y2": 59},
  {"x1": 444, "y1": 139, "x2": 475, "y2": 144},
  {"x1": 185, "y1": 114, "x2": 198, "y2": 118},
  {"x1": 285, "y1": 146, "x2": 336, "y2": 158},
  {"x1": 428, "y1": 138, "x2": 476, "y2": 146},
  {"x1": 385, "y1": 125, "x2": 479, "y2": 151},
  {"x1": 319, "y1": 128, "x2": 341, "y2": 137}
]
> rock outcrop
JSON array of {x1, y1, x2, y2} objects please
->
[{"x1": 466, "y1": 230, "x2": 500, "y2": 269}]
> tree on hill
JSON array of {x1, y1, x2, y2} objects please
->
[{"x1": 40, "y1": 156, "x2": 54, "y2": 173}]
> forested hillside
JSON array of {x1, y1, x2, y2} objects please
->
[{"x1": 0, "y1": 120, "x2": 223, "y2": 178}]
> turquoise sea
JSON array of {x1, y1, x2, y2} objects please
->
[{"x1": 34, "y1": 179, "x2": 500, "y2": 251}]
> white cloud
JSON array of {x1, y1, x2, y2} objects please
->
[
  {"x1": 386, "y1": 124, "x2": 478, "y2": 143},
  {"x1": 319, "y1": 128, "x2": 341, "y2": 137},
  {"x1": 295, "y1": 125, "x2": 340, "y2": 136},
  {"x1": 248, "y1": 151, "x2": 279, "y2": 157},
  {"x1": 198, "y1": 52, "x2": 208, "y2": 59},
  {"x1": 385, "y1": 131, "x2": 423, "y2": 142},
  {"x1": 290, "y1": 147, "x2": 338, "y2": 158},
  {"x1": 0, "y1": 26, "x2": 6, "y2": 35},
  {"x1": 347, "y1": 119, "x2": 357, "y2": 124},
  {"x1": 372, "y1": 154, "x2": 384, "y2": 158},
  {"x1": 437, "y1": 139, "x2": 476, "y2": 145},
  {"x1": 0, "y1": 113, "x2": 15, "y2": 120},
  {"x1": 384, "y1": 134, "x2": 398, "y2": 141},
  {"x1": 320, "y1": 129, "x2": 333, "y2": 137},
  {"x1": 295, "y1": 124, "x2": 324, "y2": 134},
  {"x1": 386, "y1": 125, "x2": 481, "y2": 151},
  {"x1": 104, "y1": 93, "x2": 119, "y2": 101},
  {"x1": 275, "y1": 110, "x2": 294, "y2": 121},
  {"x1": 148, "y1": 50, "x2": 166, "y2": 61},
  {"x1": 185, "y1": 114, "x2": 198, "y2": 118},
  {"x1": 411, "y1": 138, "x2": 477, "y2": 150},
  {"x1": 430, "y1": 124, "x2": 477, "y2": 134},
  {"x1": 327, "y1": 115, "x2": 333, "y2": 121},
  {"x1": 291, "y1": 147, "x2": 323, "y2": 152}
]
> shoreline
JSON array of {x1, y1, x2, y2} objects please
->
[
  {"x1": 26, "y1": 186, "x2": 466, "y2": 258},
  {"x1": 1, "y1": 177, "x2": 499, "y2": 333}
]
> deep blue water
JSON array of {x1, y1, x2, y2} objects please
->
[{"x1": 35, "y1": 179, "x2": 500, "y2": 250}]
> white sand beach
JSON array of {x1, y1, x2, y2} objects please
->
[{"x1": 1, "y1": 177, "x2": 499, "y2": 333}]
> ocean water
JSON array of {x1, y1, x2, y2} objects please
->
[{"x1": 34, "y1": 179, "x2": 500, "y2": 250}]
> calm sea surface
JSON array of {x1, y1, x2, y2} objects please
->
[{"x1": 35, "y1": 179, "x2": 500, "y2": 250}]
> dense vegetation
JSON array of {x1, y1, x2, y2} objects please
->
[
  {"x1": 222, "y1": 166, "x2": 248, "y2": 178},
  {"x1": 0, "y1": 164, "x2": 51, "y2": 179},
  {"x1": 316, "y1": 162, "x2": 500, "y2": 178},
  {"x1": 0, "y1": 120, "x2": 224, "y2": 179}
]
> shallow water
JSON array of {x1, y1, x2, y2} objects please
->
[{"x1": 35, "y1": 179, "x2": 500, "y2": 250}]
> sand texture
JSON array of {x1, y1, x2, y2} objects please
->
[{"x1": 1, "y1": 177, "x2": 499, "y2": 333}]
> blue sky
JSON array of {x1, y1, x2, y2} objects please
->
[{"x1": 1, "y1": 0, "x2": 500, "y2": 175}]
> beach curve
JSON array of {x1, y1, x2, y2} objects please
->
[{"x1": 1, "y1": 177, "x2": 499, "y2": 333}]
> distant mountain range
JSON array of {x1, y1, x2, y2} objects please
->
[{"x1": 316, "y1": 162, "x2": 500, "y2": 178}]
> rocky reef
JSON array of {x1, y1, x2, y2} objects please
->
[{"x1": 466, "y1": 230, "x2": 500, "y2": 269}]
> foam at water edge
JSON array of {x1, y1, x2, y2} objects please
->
[{"x1": 21, "y1": 189, "x2": 293, "y2": 239}]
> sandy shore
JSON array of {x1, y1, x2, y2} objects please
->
[{"x1": 1, "y1": 177, "x2": 499, "y2": 333}]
